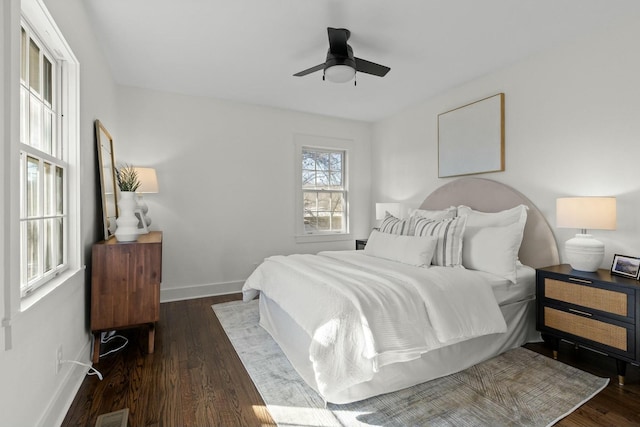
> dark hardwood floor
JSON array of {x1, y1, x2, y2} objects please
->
[{"x1": 63, "y1": 294, "x2": 640, "y2": 426}]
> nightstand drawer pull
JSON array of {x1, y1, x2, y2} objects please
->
[
  {"x1": 569, "y1": 308, "x2": 592, "y2": 317},
  {"x1": 568, "y1": 277, "x2": 592, "y2": 284}
]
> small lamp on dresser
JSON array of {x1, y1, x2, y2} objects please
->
[
  {"x1": 556, "y1": 196, "x2": 616, "y2": 272},
  {"x1": 133, "y1": 167, "x2": 159, "y2": 233}
]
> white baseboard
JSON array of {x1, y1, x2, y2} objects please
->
[
  {"x1": 160, "y1": 280, "x2": 244, "y2": 303},
  {"x1": 39, "y1": 337, "x2": 93, "y2": 427}
]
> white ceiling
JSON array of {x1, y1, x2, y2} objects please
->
[{"x1": 84, "y1": 0, "x2": 640, "y2": 122}]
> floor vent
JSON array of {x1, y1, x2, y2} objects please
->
[{"x1": 95, "y1": 408, "x2": 129, "y2": 427}]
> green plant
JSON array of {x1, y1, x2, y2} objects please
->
[{"x1": 115, "y1": 164, "x2": 140, "y2": 192}]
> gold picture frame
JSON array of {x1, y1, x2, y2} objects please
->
[{"x1": 438, "y1": 93, "x2": 505, "y2": 178}]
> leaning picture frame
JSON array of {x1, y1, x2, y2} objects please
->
[{"x1": 610, "y1": 254, "x2": 640, "y2": 279}]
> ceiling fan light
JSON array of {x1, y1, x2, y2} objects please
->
[{"x1": 325, "y1": 65, "x2": 355, "y2": 83}]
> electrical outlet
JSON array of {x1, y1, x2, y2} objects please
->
[{"x1": 55, "y1": 345, "x2": 63, "y2": 374}]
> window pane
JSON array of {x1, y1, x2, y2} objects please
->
[
  {"x1": 317, "y1": 192, "x2": 331, "y2": 211},
  {"x1": 316, "y1": 170, "x2": 329, "y2": 187},
  {"x1": 43, "y1": 56, "x2": 52, "y2": 104},
  {"x1": 302, "y1": 151, "x2": 315, "y2": 170},
  {"x1": 29, "y1": 39, "x2": 40, "y2": 93},
  {"x1": 44, "y1": 218, "x2": 53, "y2": 273},
  {"x1": 56, "y1": 166, "x2": 64, "y2": 215},
  {"x1": 21, "y1": 28, "x2": 27, "y2": 81},
  {"x1": 56, "y1": 218, "x2": 63, "y2": 267},
  {"x1": 29, "y1": 94, "x2": 42, "y2": 149},
  {"x1": 316, "y1": 152, "x2": 330, "y2": 170},
  {"x1": 330, "y1": 192, "x2": 344, "y2": 212},
  {"x1": 26, "y1": 220, "x2": 40, "y2": 282},
  {"x1": 44, "y1": 111, "x2": 53, "y2": 154},
  {"x1": 329, "y1": 171, "x2": 342, "y2": 187},
  {"x1": 302, "y1": 170, "x2": 315, "y2": 187},
  {"x1": 303, "y1": 191, "x2": 317, "y2": 212},
  {"x1": 20, "y1": 87, "x2": 28, "y2": 143},
  {"x1": 26, "y1": 156, "x2": 39, "y2": 217},
  {"x1": 44, "y1": 162, "x2": 53, "y2": 216},
  {"x1": 329, "y1": 152, "x2": 342, "y2": 171}
]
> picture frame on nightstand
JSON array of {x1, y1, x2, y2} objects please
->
[{"x1": 610, "y1": 254, "x2": 640, "y2": 279}]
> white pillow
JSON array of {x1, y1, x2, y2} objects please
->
[
  {"x1": 364, "y1": 230, "x2": 437, "y2": 267},
  {"x1": 457, "y1": 204, "x2": 528, "y2": 228},
  {"x1": 462, "y1": 222, "x2": 525, "y2": 282},
  {"x1": 407, "y1": 206, "x2": 457, "y2": 221},
  {"x1": 413, "y1": 216, "x2": 467, "y2": 267}
]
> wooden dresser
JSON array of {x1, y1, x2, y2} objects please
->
[
  {"x1": 91, "y1": 231, "x2": 163, "y2": 363},
  {"x1": 536, "y1": 264, "x2": 640, "y2": 385}
]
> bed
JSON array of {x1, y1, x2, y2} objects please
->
[{"x1": 242, "y1": 178, "x2": 559, "y2": 404}]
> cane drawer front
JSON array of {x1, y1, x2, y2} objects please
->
[
  {"x1": 543, "y1": 306, "x2": 632, "y2": 354},
  {"x1": 544, "y1": 278, "x2": 631, "y2": 319}
]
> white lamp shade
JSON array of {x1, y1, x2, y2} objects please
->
[
  {"x1": 556, "y1": 196, "x2": 616, "y2": 272},
  {"x1": 134, "y1": 167, "x2": 159, "y2": 193},
  {"x1": 376, "y1": 203, "x2": 402, "y2": 220},
  {"x1": 556, "y1": 197, "x2": 616, "y2": 230}
]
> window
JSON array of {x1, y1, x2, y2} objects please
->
[
  {"x1": 19, "y1": 22, "x2": 66, "y2": 297},
  {"x1": 302, "y1": 147, "x2": 347, "y2": 234},
  {"x1": 15, "y1": 1, "x2": 80, "y2": 305}
]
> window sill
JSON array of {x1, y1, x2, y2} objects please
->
[
  {"x1": 20, "y1": 266, "x2": 84, "y2": 312},
  {"x1": 295, "y1": 233, "x2": 352, "y2": 244}
]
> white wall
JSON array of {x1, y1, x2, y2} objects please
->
[
  {"x1": 372, "y1": 16, "x2": 640, "y2": 267},
  {"x1": 0, "y1": 0, "x2": 119, "y2": 426},
  {"x1": 115, "y1": 86, "x2": 372, "y2": 300}
]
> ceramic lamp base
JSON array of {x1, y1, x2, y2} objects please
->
[{"x1": 565, "y1": 234, "x2": 604, "y2": 272}]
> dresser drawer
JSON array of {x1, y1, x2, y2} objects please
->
[
  {"x1": 544, "y1": 278, "x2": 629, "y2": 317},
  {"x1": 544, "y1": 307, "x2": 630, "y2": 352}
]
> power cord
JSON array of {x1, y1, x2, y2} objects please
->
[
  {"x1": 60, "y1": 359, "x2": 103, "y2": 380},
  {"x1": 99, "y1": 330, "x2": 129, "y2": 358}
]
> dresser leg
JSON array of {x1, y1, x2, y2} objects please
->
[
  {"x1": 148, "y1": 323, "x2": 155, "y2": 354},
  {"x1": 92, "y1": 332, "x2": 101, "y2": 364},
  {"x1": 616, "y1": 359, "x2": 626, "y2": 385}
]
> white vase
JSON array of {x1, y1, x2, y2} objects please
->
[{"x1": 115, "y1": 191, "x2": 140, "y2": 242}]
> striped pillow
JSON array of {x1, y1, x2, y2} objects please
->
[
  {"x1": 379, "y1": 212, "x2": 414, "y2": 235},
  {"x1": 413, "y1": 216, "x2": 467, "y2": 267}
]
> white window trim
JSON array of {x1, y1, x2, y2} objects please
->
[
  {"x1": 15, "y1": 0, "x2": 81, "y2": 314},
  {"x1": 294, "y1": 134, "x2": 352, "y2": 243}
]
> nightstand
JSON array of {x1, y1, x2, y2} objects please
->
[
  {"x1": 91, "y1": 231, "x2": 163, "y2": 363},
  {"x1": 536, "y1": 264, "x2": 640, "y2": 385},
  {"x1": 355, "y1": 239, "x2": 368, "y2": 250}
]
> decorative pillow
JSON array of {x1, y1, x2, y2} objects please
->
[
  {"x1": 457, "y1": 205, "x2": 528, "y2": 281},
  {"x1": 462, "y1": 223, "x2": 525, "y2": 283},
  {"x1": 457, "y1": 204, "x2": 528, "y2": 228},
  {"x1": 364, "y1": 230, "x2": 438, "y2": 267},
  {"x1": 407, "y1": 206, "x2": 457, "y2": 221},
  {"x1": 379, "y1": 212, "x2": 412, "y2": 235},
  {"x1": 413, "y1": 216, "x2": 467, "y2": 267}
]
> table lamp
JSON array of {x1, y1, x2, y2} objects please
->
[
  {"x1": 556, "y1": 197, "x2": 616, "y2": 272},
  {"x1": 133, "y1": 167, "x2": 159, "y2": 233}
]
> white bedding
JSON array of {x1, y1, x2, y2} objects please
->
[{"x1": 242, "y1": 250, "x2": 518, "y2": 401}]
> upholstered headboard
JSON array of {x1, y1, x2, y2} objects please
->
[{"x1": 419, "y1": 177, "x2": 559, "y2": 268}]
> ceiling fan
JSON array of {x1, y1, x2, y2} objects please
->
[{"x1": 293, "y1": 27, "x2": 390, "y2": 84}]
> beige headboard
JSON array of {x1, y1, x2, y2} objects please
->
[{"x1": 419, "y1": 177, "x2": 559, "y2": 268}]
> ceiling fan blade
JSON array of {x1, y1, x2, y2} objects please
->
[
  {"x1": 327, "y1": 27, "x2": 349, "y2": 57},
  {"x1": 293, "y1": 63, "x2": 325, "y2": 77},
  {"x1": 354, "y1": 57, "x2": 390, "y2": 77}
]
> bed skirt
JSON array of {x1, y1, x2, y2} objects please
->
[{"x1": 258, "y1": 294, "x2": 541, "y2": 404}]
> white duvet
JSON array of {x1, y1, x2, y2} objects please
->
[{"x1": 242, "y1": 250, "x2": 507, "y2": 400}]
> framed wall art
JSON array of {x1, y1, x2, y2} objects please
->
[{"x1": 438, "y1": 93, "x2": 505, "y2": 178}]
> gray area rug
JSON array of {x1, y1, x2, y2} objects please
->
[{"x1": 212, "y1": 299, "x2": 609, "y2": 427}]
